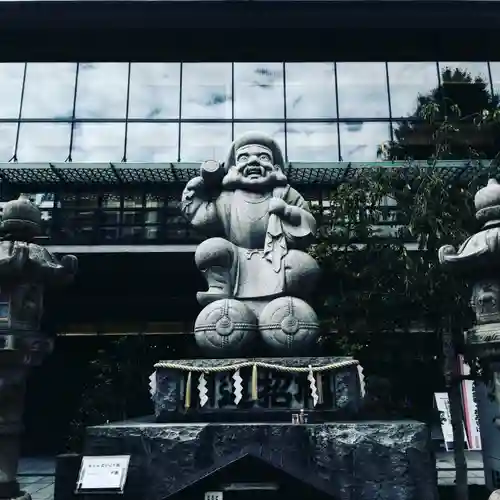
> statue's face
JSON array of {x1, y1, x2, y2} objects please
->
[
  {"x1": 235, "y1": 144, "x2": 274, "y2": 180},
  {"x1": 222, "y1": 143, "x2": 287, "y2": 191}
]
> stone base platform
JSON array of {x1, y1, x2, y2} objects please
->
[
  {"x1": 84, "y1": 419, "x2": 438, "y2": 500},
  {"x1": 152, "y1": 356, "x2": 361, "y2": 422}
]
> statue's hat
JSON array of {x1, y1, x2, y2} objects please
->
[{"x1": 224, "y1": 131, "x2": 286, "y2": 170}]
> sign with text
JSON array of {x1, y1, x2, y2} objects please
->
[
  {"x1": 434, "y1": 392, "x2": 469, "y2": 452},
  {"x1": 435, "y1": 392, "x2": 454, "y2": 450},
  {"x1": 76, "y1": 455, "x2": 130, "y2": 494},
  {"x1": 205, "y1": 492, "x2": 223, "y2": 500},
  {"x1": 458, "y1": 355, "x2": 482, "y2": 450}
]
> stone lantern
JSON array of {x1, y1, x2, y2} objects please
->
[
  {"x1": 439, "y1": 178, "x2": 500, "y2": 494},
  {"x1": 0, "y1": 196, "x2": 77, "y2": 500},
  {"x1": 439, "y1": 179, "x2": 500, "y2": 359}
]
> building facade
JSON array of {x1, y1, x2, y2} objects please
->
[{"x1": 2, "y1": 0, "x2": 499, "y2": 455}]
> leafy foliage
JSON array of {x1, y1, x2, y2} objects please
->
[
  {"x1": 65, "y1": 334, "x2": 177, "y2": 452},
  {"x1": 388, "y1": 67, "x2": 500, "y2": 161},
  {"x1": 312, "y1": 65, "x2": 497, "y2": 422}
]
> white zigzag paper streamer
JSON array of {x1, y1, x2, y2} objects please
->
[
  {"x1": 307, "y1": 365, "x2": 319, "y2": 407},
  {"x1": 198, "y1": 373, "x2": 208, "y2": 407},
  {"x1": 149, "y1": 371, "x2": 157, "y2": 400},
  {"x1": 232, "y1": 369, "x2": 243, "y2": 405}
]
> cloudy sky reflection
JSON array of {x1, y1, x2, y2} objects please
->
[{"x1": 0, "y1": 61, "x2": 495, "y2": 163}]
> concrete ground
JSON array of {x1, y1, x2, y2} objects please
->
[
  {"x1": 17, "y1": 458, "x2": 55, "y2": 500},
  {"x1": 17, "y1": 450, "x2": 487, "y2": 500}
]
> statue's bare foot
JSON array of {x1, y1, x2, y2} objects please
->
[{"x1": 197, "y1": 291, "x2": 230, "y2": 307}]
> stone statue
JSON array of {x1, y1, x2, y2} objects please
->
[
  {"x1": 0, "y1": 195, "x2": 77, "y2": 500},
  {"x1": 181, "y1": 132, "x2": 320, "y2": 356}
]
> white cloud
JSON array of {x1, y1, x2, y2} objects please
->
[
  {"x1": 74, "y1": 63, "x2": 128, "y2": 119},
  {"x1": 388, "y1": 62, "x2": 439, "y2": 118},
  {"x1": 17, "y1": 122, "x2": 71, "y2": 162},
  {"x1": 286, "y1": 63, "x2": 337, "y2": 119},
  {"x1": 339, "y1": 122, "x2": 390, "y2": 162},
  {"x1": 128, "y1": 63, "x2": 180, "y2": 119},
  {"x1": 180, "y1": 122, "x2": 231, "y2": 162},
  {"x1": 336, "y1": 62, "x2": 389, "y2": 119},
  {"x1": 22, "y1": 63, "x2": 76, "y2": 119},
  {"x1": 287, "y1": 122, "x2": 338, "y2": 162},
  {"x1": 126, "y1": 122, "x2": 178, "y2": 162},
  {"x1": 0, "y1": 123, "x2": 17, "y2": 160},
  {"x1": 181, "y1": 63, "x2": 232, "y2": 119},
  {"x1": 0, "y1": 63, "x2": 24, "y2": 118},
  {"x1": 71, "y1": 122, "x2": 125, "y2": 161},
  {"x1": 233, "y1": 63, "x2": 284, "y2": 119}
]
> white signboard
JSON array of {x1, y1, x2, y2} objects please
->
[
  {"x1": 76, "y1": 455, "x2": 130, "y2": 493},
  {"x1": 435, "y1": 392, "x2": 454, "y2": 450},
  {"x1": 205, "y1": 493, "x2": 223, "y2": 500},
  {"x1": 434, "y1": 392, "x2": 469, "y2": 451},
  {"x1": 458, "y1": 355, "x2": 482, "y2": 450}
]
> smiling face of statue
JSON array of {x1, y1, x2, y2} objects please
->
[{"x1": 222, "y1": 144, "x2": 287, "y2": 192}]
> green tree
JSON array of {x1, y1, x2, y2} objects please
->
[
  {"x1": 388, "y1": 67, "x2": 500, "y2": 161},
  {"x1": 313, "y1": 65, "x2": 498, "y2": 500}
]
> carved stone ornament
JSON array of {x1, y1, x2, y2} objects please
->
[
  {"x1": 439, "y1": 178, "x2": 500, "y2": 358},
  {"x1": 471, "y1": 280, "x2": 500, "y2": 324},
  {"x1": 439, "y1": 179, "x2": 500, "y2": 272},
  {"x1": 182, "y1": 132, "x2": 320, "y2": 356},
  {"x1": 0, "y1": 196, "x2": 78, "y2": 357}
]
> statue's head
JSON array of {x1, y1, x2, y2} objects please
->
[
  {"x1": 0, "y1": 195, "x2": 42, "y2": 241},
  {"x1": 222, "y1": 131, "x2": 288, "y2": 192}
]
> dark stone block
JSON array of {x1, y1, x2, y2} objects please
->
[
  {"x1": 153, "y1": 357, "x2": 360, "y2": 422},
  {"x1": 83, "y1": 419, "x2": 438, "y2": 500}
]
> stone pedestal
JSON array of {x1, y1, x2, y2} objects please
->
[
  {"x1": 84, "y1": 419, "x2": 438, "y2": 500},
  {"x1": 152, "y1": 357, "x2": 361, "y2": 422},
  {"x1": 75, "y1": 356, "x2": 439, "y2": 500}
]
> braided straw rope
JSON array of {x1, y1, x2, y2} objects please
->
[{"x1": 154, "y1": 359, "x2": 359, "y2": 373}]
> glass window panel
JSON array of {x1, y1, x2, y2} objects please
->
[
  {"x1": 71, "y1": 123, "x2": 125, "y2": 161},
  {"x1": 392, "y1": 120, "x2": 499, "y2": 161},
  {"x1": 17, "y1": 123, "x2": 71, "y2": 162},
  {"x1": 180, "y1": 123, "x2": 232, "y2": 162},
  {"x1": 337, "y1": 63, "x2": 389, "y2": 118},
  {"x1": 126, "y1": 123, "x2": 178, "y2": 162},
  {"x1": 388, "y1": 63, "x2": 439, "y2": 118},
  {"x1": 181, "y1": 63, "x2": 232, "y2": 119},
  {"x1": 0, "y1": 63, "x2": 24, "y2": 118},
  {"x1": 22, "y1": 63, "x2": 76, "y2": 119},
  {"x1": 285, "y1": 63, "x2": 337, "y2": 119},
  {"x1": 0, "y1": 124, "x2": 17, "y2": 161},
  {"x1": 233, "y1": 123, "x2": 286, "y2": 160},
  {"x1": 123, "y1": 195, "x2": 143, "y2": 209},
  {"x1": 287, "y1": 123, "x2": 338, "y2": 161},
  {"x1": 339, "y1": 122, "x2": 391, "y2": 162},
  {"x1": 234, "y1": 63, "x2": 284, "y2": 119},
  {"x1": 74, "y1": 63, "x2": 129, "y2": 119},
  {"x1": 128, "y1": 63, "x2": 180, "y2": 119},
  {"x1": 390, "y1": 121, "x2": 434, "y2": 161},
  {"x1": 491, "y1": 62, "x2": 500, "y2": 95},
  {"x1": 439, "y1": 62, "x2": 492, "y2": 117},
  {"x1": 439, "y1": 62, "x2": 490, "y2": 85}
]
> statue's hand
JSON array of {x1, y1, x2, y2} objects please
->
[
  {"x1": 269, "y1": 197, "x2": 289, "y2": 216},
  {"x1": 185, "y1": 176, "x2": 205, "y2": 193},
  {"x1": 183, "y1": 176, "x2": 206, "y2": 202}
]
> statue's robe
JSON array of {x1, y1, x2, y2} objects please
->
[{"x1": 183, "y1": 185, "x2": 314, "y2": 299}]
